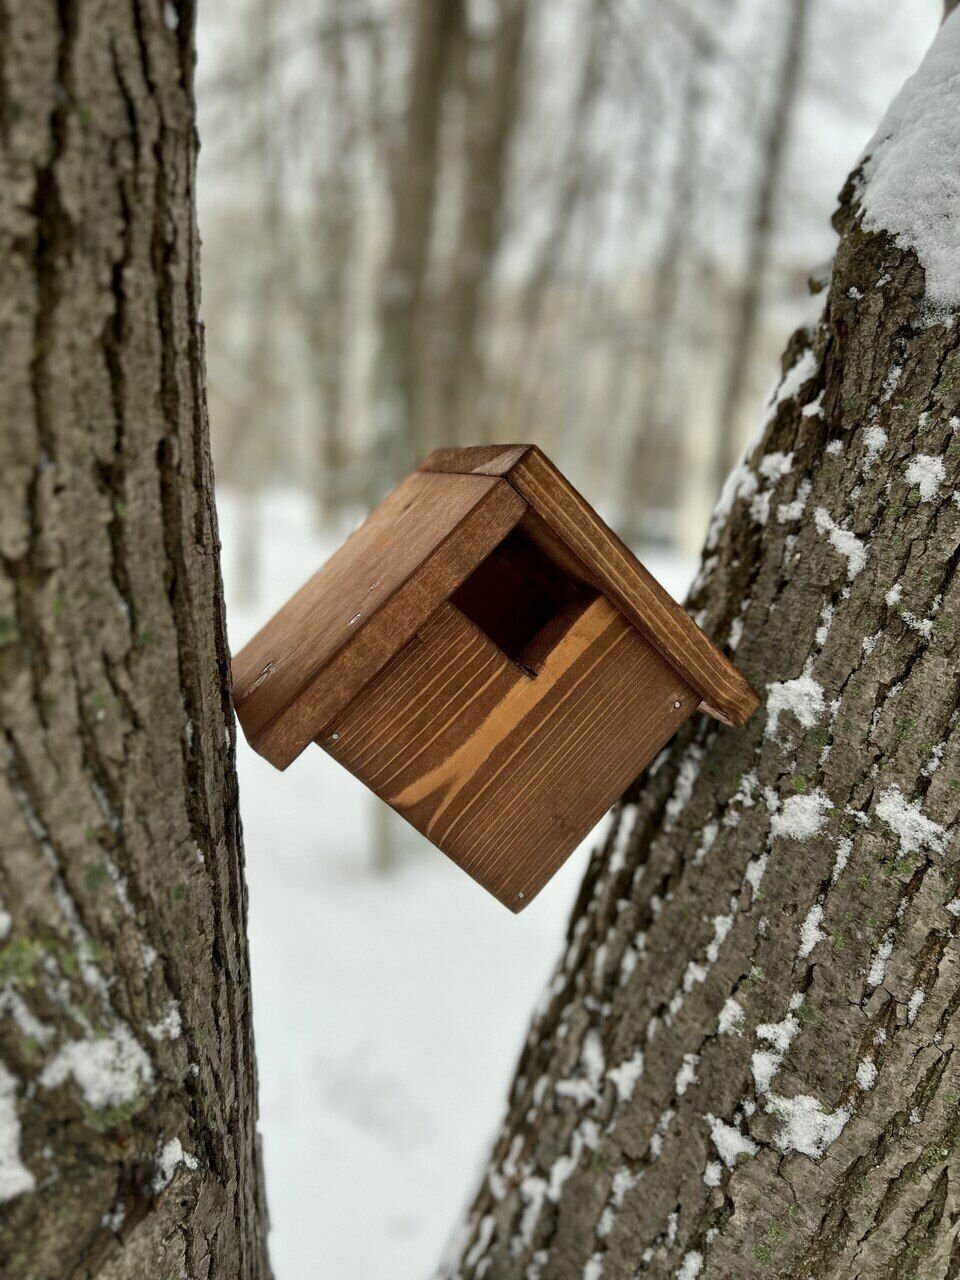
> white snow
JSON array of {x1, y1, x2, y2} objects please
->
[
  {"x1": 664, "y1": 745, "x2": 706, "y2": 827},
  {"x1": 146, "y1": 1001, "x2": 182, "y2": 1043},
  {"x1": 863, "y1": 426, "x2": 887, "y2": 469},
  {"x1": 706, "y1": 1114, "x2": 757, "y2": 1169},
  {"x1": 765, "y1": 675, "x2": 825, "y2": 741},
  {"x1": 583, "y1": 1253, "x2": 604, "y2": 1280},
  {"x1": 676, "y1": 1251, "x2": 703, "y2": 1280},
  {"x1": 214, "y1": 490, "x2": 701, "y2": 1280},
  {"x1": 762, "y1": 349, "x2": 818, "y2": 429},
  {"x1": 706, "y1": 466, "x2": 758, "y2": 550},
  {"x1": 607, "y1": 1049, "x2": 644, "y2": 1104},
  {"x1": 758, "y1": 452, "x2": 794, "y2": 482},
  {"x1": 703, "y1": 1161, "x2": 722, "y2": 1187},
  {"x1": 718, "y1": 997, "x2": 745, "y2": 1036},
  {"x1": 907, "y1": 988, "x2": 925, "y2": 1024},
  {"x1": 692, "y1": 822, "x2": 719, "y2": 868},
  {"x1": 945, "y1": 898, "x2": 960, "y2": 917},
  {"x1": 867, "y1": 930, "x2": 896, "y2": 989},
  {"x1": 153, "y1": 1136, "x2": 199, "y2": 1192},
  {"x1": 675, "y1": 1054, "x2": 699, "y2": 1097},
  {"x1": 777, "y1": 479, "x2": 811, "y2": 524},
  {"x1": 860, "y1": 10, "x2": 960, "y2": 316},
  {"x1": 906, "y1": 454, "x2": 946, "y2": 501},
  {"x1": 770, "y1": 790, "x2": 833, "y2": 841},
  {"x1": 831, "y1": 837, "x2": 853, "y2": 883},
  {"x1": 39, "y1": 1024, "x2": 153, "y2": 1110},
  {"x1": 814, "y1": 508, "x2": 867, "y2": 579},
  {"x1": 876, "y1": 786, "x2": 947, "y2": 855},
  {"x1": 752, "y1": 1011, "x2": 800, "y2": 1095},
  {"x1": 798, "y1": 903, "x2": 827, "y2": 959},
  {"x1": 856, "y1": 1059, "x2": 877, "y2": 1090},
  {"x1": 743, "y1": 854, "x2": 768, "y2": 894},
  {"x1": 885, "y1": 581, "x2": 903, "y2": 607},
  {"x1": 766, "y1": 1093, "x2": 850, "y2": 1158},
  {"x1": 0, "y1": 1062, "x2": 34, "y2": 1203},
  {"x1": 0, "y1": 902, "x2": 10, "y2": 941}
]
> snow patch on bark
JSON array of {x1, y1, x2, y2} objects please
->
[
  {"x1": 0, "y1": 1062, "x2": 34, "y2": 1203},
  {"x1": 676, "y1": 1251, "x2": 703, "y2": 1279},
  {"x1": 765, "y1": 674, "x2": 825, "y2": 741},
  {"x1": 798, "y1": 903, "x2": 827, "y2": 959},
  {"x1": 814, "y1": 508, "x2": 867, "y2": 579},
  {"x1": 856, "y1": 1059, "x2": 878, "y2": 1091},
  {"x1": 770, "y1": 790, "x2": 833, "y2": 841},
  {"x1": 146, "y1": 1000, "x2": 182, "y2": 1042},
  {"x1": 706, "y1": 1114, "x2": 757, "y2": 1168},
  {"x1": 675, "y1": 1054, "x2": 699, "y2": 1097},
  {"x1": 607, "y1": 1049, "x2": 644, "y2": 1103},
  {"x1": 859, "y1": 10, "x2": 960, "y2": 318},
  {"x1": 152, "y1": 1136, "x2": 198, "y2": 1192},
  {"x1": 876, "y1": 786, "x2": 946, "y2": 855},
  {"x1": 905, "y1": 453, "x2": 946, "y2": 500},
  {"x1": 39, "y1": 1024, "x2": 153, "y2": 1110},
  {"x1": 766, "y1": 1093, "x2": 850, "y2": 1158},
  {"x1": 718, "y1": 997, "x2": 745, "y2": 1036}
]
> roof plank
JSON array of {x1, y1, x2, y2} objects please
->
[
  {"x1": 232, "y1": 470, "x2": 526, "y2": 767},
  {"x1": 420, "y1": 445, "x2": 759, "y2": 727}
]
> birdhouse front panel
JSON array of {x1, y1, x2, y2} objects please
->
[{"x1": 232, "y1": 445, "x2": 759, "y2": 911}]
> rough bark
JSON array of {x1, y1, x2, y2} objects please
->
[
  {"x1": 0, "y1": 2, "x2": 270, "y2": 1276},
  {"x1": 444, "y1": 24, "x2": 960, "y2": 1280}
]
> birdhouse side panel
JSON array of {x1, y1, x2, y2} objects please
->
[{"x1": 319, "y1": 596, "x2": 696, "y2": 910}]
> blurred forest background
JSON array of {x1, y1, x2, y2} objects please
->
[
  {"x1": 198, "y1": 0, "x2": 940, "y2": 582},
  {"x1": 192, "y1": 4, "x2": 943, "y2": 1277}
]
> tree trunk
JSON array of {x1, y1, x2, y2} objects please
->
[
  {"x1": 371, "y1": 0, "x2": 464, "y2": 496},
  {"x1": 444, "y1": 17, "x2": 960, "y2": 1280},
  {"x1": 431, "y1": 0, "x2": 527, "y2": 449},
  {"x1": 0, "y1": 3, "x2": 271, "y2": 1276},
  {"x1": 711, "y1": 0, "x2": 808, "y2": 499}
]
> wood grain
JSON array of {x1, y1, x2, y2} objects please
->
[
  {"x1": 420, "y1": 444, "x2": 760, "y2": 727},
  {"x1": 319, "y1": 597, "x2": 696, "y2": 910},
  {"x1": 232, "y1": 470, "x2": 526, "y2": 767}
]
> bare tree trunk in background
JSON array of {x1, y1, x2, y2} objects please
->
[
  {"x1": 309, "y1": 5, "x2": 356, "y2": 524},
  {"x1": 236, "y1": 0, "x2": 284, "y2": 603},
  {"x1": 0, "y1": 2, "x2": 270, "y2": 1275},
  {"x1": 372, "y1": 0, "x2": 464, "y2": 496},
  {"x1": 622, "y1": 50, "x2": 705, "y2": 545},
  {"x1": 445, "y1": 19, "x2": 960, "y2": 1279},
  {"x1": 712, "y1": 0, "x2": 808, "y2": 496},
  {"x1": 432, "y1": 0, "x2": 527, "y2": 449}
]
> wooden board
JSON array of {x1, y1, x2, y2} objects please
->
[
  {"x1": 420, "y1": 444, "x2": 759, "y2": 728},
  {"x1": 232, "y1": 470, "x2": 526, "y2": 768},
  {"x1": 318, "y1": 596, "x2": 696, "y2": 911}
]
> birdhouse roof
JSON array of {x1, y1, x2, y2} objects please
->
[{"x1": 232, "y1": 445, "x2": 758, "y2": 769}]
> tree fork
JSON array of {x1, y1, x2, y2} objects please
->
[
  {"x1": 445, "y1": 18, "x2": 960, "y2": 1280},
  {"x1": 0, "y1": 1, "x2": 270, "y2": 1275}
]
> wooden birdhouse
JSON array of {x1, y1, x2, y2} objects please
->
[{"x1": 232, "y1": 445, "x2": 758, "y2": 911}]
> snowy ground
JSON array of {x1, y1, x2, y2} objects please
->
[{"x1": 218, "y1": 488, "x2": 695, "y2": 1280}]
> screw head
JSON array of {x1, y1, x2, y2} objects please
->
[
  {"x1": 331, "y1": 732, "x2": 340, "y2": 741},
  {"x1": 674, "y1": 700, "x2": 682, "y2": 709}
]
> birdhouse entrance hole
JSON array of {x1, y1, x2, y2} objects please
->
[{"x1": 450, "y1": 526, "x2": 596, "y2": 676}]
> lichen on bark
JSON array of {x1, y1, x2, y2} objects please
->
[
  {"x1": 0, "y1": 1, "x2": 270, "y2": 1275},
  {"x1": 444, "y1": 19, "x2": 960, "y2": 1280}
]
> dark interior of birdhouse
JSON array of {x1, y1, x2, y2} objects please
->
[{"x1": 451, "y1": 527, "x2": 597, "y2": 676}]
